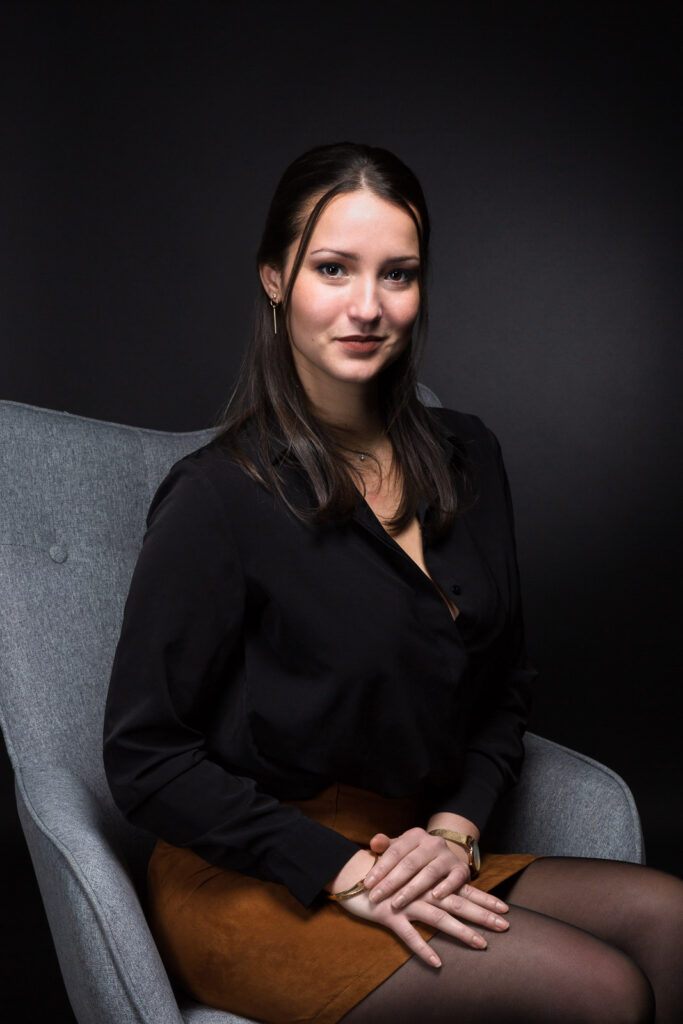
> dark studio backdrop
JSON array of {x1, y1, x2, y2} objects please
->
[{"x1": 1, "y1": 2, "x2": 681, "y2": 1020}]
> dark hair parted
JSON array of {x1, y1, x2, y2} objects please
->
[{"x1": 213, "y1": 141, "x2": 467, "y2": 536}]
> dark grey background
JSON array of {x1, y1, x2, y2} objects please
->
[{"x1": 1, "y1": 2, "x2": 681, "y2": 1020}]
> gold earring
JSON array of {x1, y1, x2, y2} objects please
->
[{"x1": 270, "y1": 293, "x2": 279, "y2": 334}]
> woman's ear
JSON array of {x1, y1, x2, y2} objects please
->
[{"x1": 259, "y1": 263, "x2": 283, "y2": 303}]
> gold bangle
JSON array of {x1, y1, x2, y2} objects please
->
[{"x1": 327, "y1": 853, "x2": 379, "y2": 902}]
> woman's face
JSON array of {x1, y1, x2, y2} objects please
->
[{"x1": 265, "y1": 189, "x2": 421, "y2": 398}]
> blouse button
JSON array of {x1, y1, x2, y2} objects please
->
[{"x1": 451, "y1": 583, "x2": 461, "y2": 595}]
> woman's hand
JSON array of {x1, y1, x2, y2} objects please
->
[
  {"x1": 364, "y1": 827, "x2": 473, "y2": 907},
  {"x1": 338, "y1": 872, "x2": 509, "y2": 968},
  {"x1": 326, "y1": 829, "x2": 509, "y2": 968}
]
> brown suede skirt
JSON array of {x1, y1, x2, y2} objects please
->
[{"x1": 146, "y1": 783, "x2": 537, "y2": 1024}]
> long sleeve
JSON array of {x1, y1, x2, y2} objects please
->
[
  {"x1": 427, "y1": 420, "x2": 537, "y2": 832},
  {"x1": 102, "y1": 458, "x2": 359, "y2": 907}
]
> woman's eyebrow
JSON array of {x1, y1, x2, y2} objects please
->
[{"x1": 309, "y1": 248, "x2": 419, "y2": 262}]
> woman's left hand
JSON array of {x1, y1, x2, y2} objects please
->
[{"x1": 363, "y1": 827, "x2": 475, "y2": 909}]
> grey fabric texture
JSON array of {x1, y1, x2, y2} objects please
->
[
  {"x1": 0, "y1": 395, "x2": 643, "y2": 1024},
  {"x1": 16, "y1": 768, "x2": 186, "y2": 1024},
  {"x1": 487, "y1": 734, "x2": 644, "y2": 862}
]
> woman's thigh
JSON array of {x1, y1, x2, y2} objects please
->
[
  {"x1": 500, "y1": 856, "x2": 683, "y2": 1023},
  {"x1": 341, "y1": 900, "x2": 654, "y2": 1024},
  {"x1": 499, "y1": 856, "x2": 683, "y2": 949}
]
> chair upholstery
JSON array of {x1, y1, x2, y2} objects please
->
[{"x1": 0, "y1": 395, "x2": 645, "y2": 1024}]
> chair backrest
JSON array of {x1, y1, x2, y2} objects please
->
[
  {"x1": 0, "y1": 401, "x2": 216, "y2": 867},
  {"x1": 0, "y1": 389, "x2": 440, "y2": 878}
]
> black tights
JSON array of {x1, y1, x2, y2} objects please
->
[{"x1": 341, "y1": 859, "x2": 683, "y2": 1024}]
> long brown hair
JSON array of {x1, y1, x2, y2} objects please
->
[{"x1": 213, "y1": 142, "x2": 466, "y2": 536}]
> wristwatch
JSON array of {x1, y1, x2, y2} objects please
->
[{"x1": 429, "y1": 829, "x2": 481, "y2": 879}]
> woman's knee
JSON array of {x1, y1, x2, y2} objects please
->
[
  {"x1": 630, "y1": 866, "x2": 683, "y2": 932},
  {"x1": 585, "y1": 949, "x2": 655, "y2": 1024}
]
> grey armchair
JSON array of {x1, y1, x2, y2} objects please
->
[{"x1": 0, "y1": 395, "x2": 645, "y2": 1024}]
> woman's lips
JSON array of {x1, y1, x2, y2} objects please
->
[{"x1": 336, "y1": 336, "x2": 384, "y2": 353}]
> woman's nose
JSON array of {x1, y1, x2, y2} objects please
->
[{"x1": 347, "y1": 275, "x2": 382, "y2": 323}]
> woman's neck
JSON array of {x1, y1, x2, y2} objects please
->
[{"x1": 306, "y1": 379, "x2": 385, "y2": 452}]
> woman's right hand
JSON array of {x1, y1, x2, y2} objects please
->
[{"x1": 328, "y1": 850, "x2": 510, "y2": 968}]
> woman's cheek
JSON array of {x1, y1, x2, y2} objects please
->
[
  {"x1": 390, "y1": 290, "x2": 420, "y2": 330},
  {"x1": 292, "y1": 290, "x2": 340, "y2": 332}
]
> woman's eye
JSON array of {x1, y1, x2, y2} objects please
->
[
  {"x1": 386, "y1": 268, "x2": 417, "y2": 283},
  {"x1": 317, "y1": 262, "x2": 345, "y2": 278}
]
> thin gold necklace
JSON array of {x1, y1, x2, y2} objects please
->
[{"x1": 353, "y1": 431, "x2": 387, "y2": 462}]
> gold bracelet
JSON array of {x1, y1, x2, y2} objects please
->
[{"x1": 327, "y1": 853, "x2": 379, "y2": 902}]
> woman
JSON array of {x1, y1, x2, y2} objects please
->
[{"x1": 103, "y1": 142, "x2": 683, "y2": 1024}]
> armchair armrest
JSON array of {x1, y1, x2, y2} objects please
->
[
  {"x1": 15, "y1": 766, "x2": 185, "y2": 1024},
  {"x1": 486, "y1": 733, "x2": 645, "y2": 864}
]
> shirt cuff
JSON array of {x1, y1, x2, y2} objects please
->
[
  {"x1": 266, "y1": 816, "x2": 363, "y2": 908},
  {"x1": 433, "y1": 751, "x2": 507, "y2": 834}
]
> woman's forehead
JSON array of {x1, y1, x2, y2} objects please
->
[{"x1": 299, "y1": 189, "x2": 420, "y2": 255}]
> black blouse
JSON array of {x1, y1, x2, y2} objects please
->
[{"x1": 103, "y1": 407, "x2": 536, "y2": 907}]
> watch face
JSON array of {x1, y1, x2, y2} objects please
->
[{"x1": 471, "y1": 839, "x2": 481, "y2": 874}]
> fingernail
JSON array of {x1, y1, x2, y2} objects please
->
[
  {"x1": 495, "y1": 900, "x2": 508, "y2": 912},
  {"x1": 392, "y1": 894, "x2": 405, "y2": 908},
  {"x1": 432, "y1": 887, "x2": 443, "y2": 899},
  {"x1": 370, "y1": 888, "x2": 383, "y2": 902},
  {"x1": 430, "y1": 954, "x2": 442, "y2": 967},
  {"x1": 495, "y1": 918, "x2": 509, "y2": 930}
]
